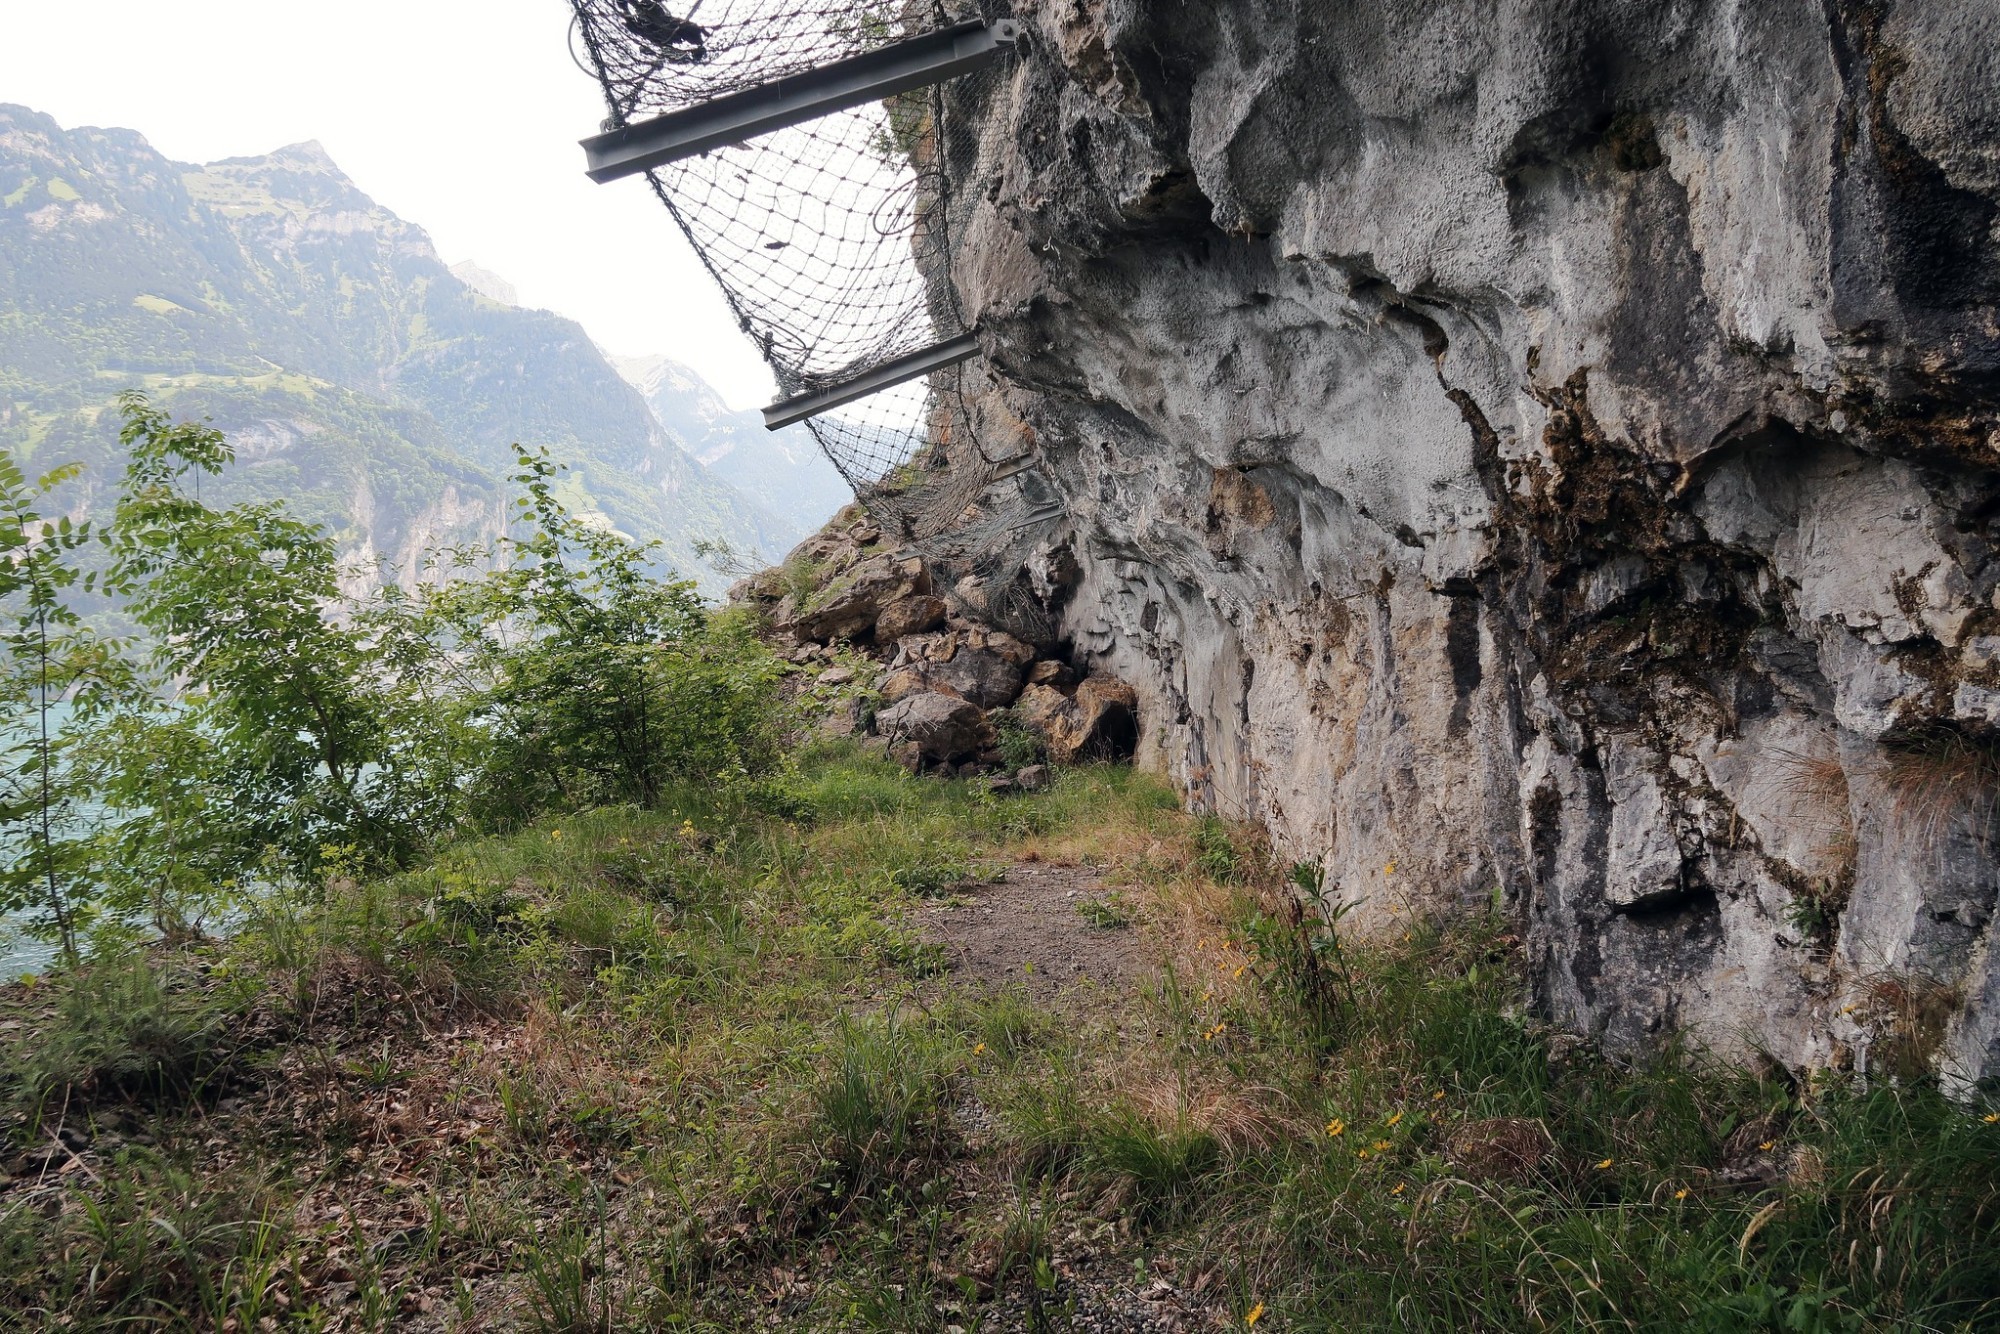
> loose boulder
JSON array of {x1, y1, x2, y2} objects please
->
[
  {"x1": 790, "y1": 552, "x2": 929, "y2": 642},
  {"x1": 876, "y1": 594, "x2": 948, "y2": 641},
  {"x1": 1013, "y1": 674, "x2": 1139, "y2": 762},
  {"x1": 876, "y1": 667, "x2": 931, "y2": 704},
  {"x1": 1025, "y1": 660, "x2": 1074, "y2": 689},
  {"x1": 923, "y1": 647, "x2": 1025, "y2": 709},
  {"x1": 875, "y1": 690, "x2": 985, "y2": 762}
]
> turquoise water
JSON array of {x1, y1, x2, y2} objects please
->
[
  {"x1": 3, "y1": 700, "x2": 96, "y2": 980},
  {"x1": 0, "y1": 922, "x2": 57, "y2": 980}
]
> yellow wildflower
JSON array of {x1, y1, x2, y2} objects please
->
[
  {"x1": 1673, "y1": 1188, "x2": 1689, "y2": 1200},
  {"x1": 1233, "y1": 965, "x2": 1246, "y2": 979},
  {"x1": 1432, "y1": 1090, "x2": 1446, "y2": 1101},
  {"x1": 1390, "y1": 1182, "x2": 1406, "y2": 1196},
  {"x1": 1357, "y1": 1149, "x2": 1370, "y2": 1159},
  {"x1": 972, "y1": 1043, "x2": 986, "y2": 1056},
  {"x1": 1758, "y1": 1140, "x2": 1775, "y2": 1151},
  {"x1": 1245, "y1": 1303, "x2": 1265, "y2": 1328},
  {"x1": 1595, "y1": 1158, "x2": 1615, "y2": 1170},
  {"x1": 550, "y1": 829, "x2": 562, "y2": 841},
  {"x1": 1985, "y1": 1113, "x2": 2000, "y2": 1124},
  {"x1": 1384, "y1": 861, "x2": 1397, "y2": 875},
  {"x1": 1326, "y1": 1118, "x2": 1346, "y2": 1137},
  {"x1": 1386, "y1": 1111, "x2": 1404, "y2": 1127}
]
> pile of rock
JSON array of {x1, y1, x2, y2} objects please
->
[{"x1": 731, "y1": 506, "x2": 1137, "y2": 779}]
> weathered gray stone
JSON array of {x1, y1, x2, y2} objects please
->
[
  {"x1": 922, "y1": 647, "x2": 1025, "y2": 710},
  {"x1": 918, "y1": 0, "x2": 2000, "y2": 1080},
  {"x1": 876, "y1": 594, "x2": 948, "y2": 642},
  {"x1": 1014, "y1": 675, "x2": 1140, "y2": 764},
  {"x1": 1026, "y1": 660, "x2": 1075, "y2": 688},
  {"x1": 875, "y1": 691, "x2": 985, "y2": 762}
]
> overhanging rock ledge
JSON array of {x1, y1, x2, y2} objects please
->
[{"x1": 931, "y1": 0, "x2": 2000, "y2": 1084}]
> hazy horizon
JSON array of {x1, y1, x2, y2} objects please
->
[{"x1": 0, "y1": 0, "x2": 778, "y2": 410}]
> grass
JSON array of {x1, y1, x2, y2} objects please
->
[{"x1": 0, "y1": 744, "x2": 1995, "y2": 1330}]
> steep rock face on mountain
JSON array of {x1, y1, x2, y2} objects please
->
[
  {"x1": 945, "y1": 0, "x2": 2000, "y2": 1082},
  {"x1": 0, "y1": 106, "x2": 802, "y2": 590}
]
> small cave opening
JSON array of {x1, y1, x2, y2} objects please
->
[{"x1": 1083, "y1": 701, "x2": 1140, "y2": 763}]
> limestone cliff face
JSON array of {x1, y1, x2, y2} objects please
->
[{"x1": 942, "y1": 0, "x2": 2000, "y2": 1081}]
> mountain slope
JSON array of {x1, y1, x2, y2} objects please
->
[
  {"x1": 613, "y1": 353, "x2": 851, "y2": 550},
  {"x1": 0, "y1": 105, "x2": 797, "y2": 590}
]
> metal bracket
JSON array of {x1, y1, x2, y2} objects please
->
[
  {"x1": 762, "y1": 333, "x2": 981, "y2": 431},
  {"x1": 583, "y1": 18, "x2": 1020, "y2": 182}
]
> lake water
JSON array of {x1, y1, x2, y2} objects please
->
[
  {"x1": 3, "y1": 700, "x2": 97, "y2": 981},
  {"x1": 0, "y1": 928, "x2": 56, "y2": 981}
]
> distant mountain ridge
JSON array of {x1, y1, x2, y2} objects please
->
[
  {"x1": 612, "y1": 353, "x2": 851, "y2": 550},
  {"x1": 0, "y1": 105, "x2": 830, "y2": 591}
]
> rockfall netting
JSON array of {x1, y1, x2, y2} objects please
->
[{"x1": 566, "y1": 0, "x2": 1023, "y2": 546}]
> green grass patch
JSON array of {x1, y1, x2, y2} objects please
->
[{"x1": 0, "y1": 754, "x2": 1993, "y2": 1331}]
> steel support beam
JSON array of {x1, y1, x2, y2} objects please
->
[
  {"x1": 762, "y1": 333, "x2": 980, "y2": 431},
  {"x1": 583, "y1": 19, "x2": 1019, "y2": 182}
]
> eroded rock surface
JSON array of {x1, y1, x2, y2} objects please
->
[{"x1": 931, "y1": 0, "x2": 2000, "y2": 1083}]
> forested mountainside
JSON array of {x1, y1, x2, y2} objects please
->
[
  {"x1": 614, "y1": 353, "x2": 850, "y2": 549},
  {"x1": 0, "y1": 104, "x2": 815, "y2": 592}
]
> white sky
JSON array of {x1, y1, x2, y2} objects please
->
[{"x1": 0, "y1": 0, "x2": 777, "y2": 409}]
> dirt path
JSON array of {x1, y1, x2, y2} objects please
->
[
  {"x1": 916, "y1": 861, "x2": 1202, "y2": 1331},
  {"x1": 914, "y1": 860, "x2": 1154, "y2": 1005}
]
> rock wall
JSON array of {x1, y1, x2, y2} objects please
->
[{"x1": 938, "y1": 0, "x2": 2000, "y2": 1082}]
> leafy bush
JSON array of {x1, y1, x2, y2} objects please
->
[
  {"x1": 989, "y1": 707, "x2": 1047, "y2": 770},
  {"x1": 402, "y1": 448, "x2": 787, "y2": 828},
  {"x1": 0, "y1": 400, "x2": 790, "y2": 961}
]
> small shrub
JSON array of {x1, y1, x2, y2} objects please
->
[
  {"x1": 957, "y1": 988, "x2": 1050, "y2": 1062},
  {"x1": 812, "y1": 1016, "x2": 953, "y2": 1191},
  {"x1": 3, "y1": 953, "x2": 226, "y2": 1114},
  {"x1": 781, "y1": 554, "x2": 825, "y2": 610},
  {"x1": 990, "y1": 708, "x2": 1047, "y2": 770},
  {"x1": 1076, "y1": 893, "x2": 1132, "y2": 929},
  {"x1": 1085, "y1": 1105, "x2": 1221, "y2": 1221},
  {"x1": 522, "y1": 1210, "x2": 615, "y2": 1334},
  {"x1": 891, "y1": 858, "x2": 970, "y2": 898},
  {"x1": 1193, "y1": 816, "x2": 1241, "y2": 881}
]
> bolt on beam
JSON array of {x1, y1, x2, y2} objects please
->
[{"x1": 582, "y1": 19, "x2": 1020, "y2": 183}]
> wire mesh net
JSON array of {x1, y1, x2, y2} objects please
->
[
  {"x1": 569, "y1": 0, "x2": 1066, "y2": 638},
  {"x1": 571, "y1": 0, "x2": 922, "y2": 121}
]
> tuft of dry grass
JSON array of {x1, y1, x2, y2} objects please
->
[
  {"x1": 1882, "y1": 728, "x2": 2000, "y2": 846},
  {"x1": 1125, "y1": 1073, "x2": 1289, "y2": 1157},
  {"x1": 1443, "y1": 1116, "x2": 1559, "y2": 1185},
  {"x1": 1771, "y1": 747, "x2": 1852, "y2": 813}
]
